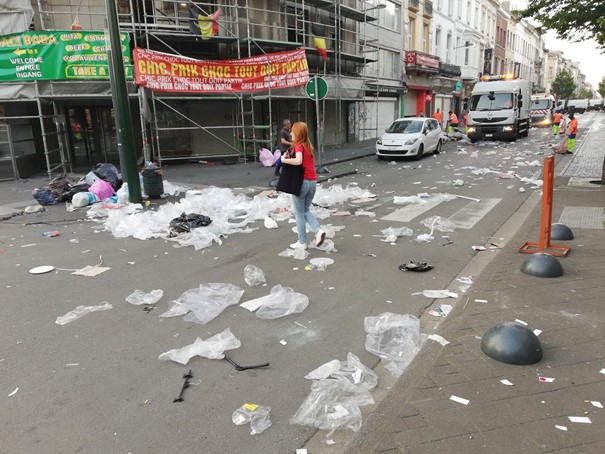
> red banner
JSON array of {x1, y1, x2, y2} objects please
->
[{"x1": 133, "y1": 47, "x2": 309, "y2": 93}]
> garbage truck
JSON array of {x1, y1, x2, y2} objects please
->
[
  {"x1": 466, "y1": 74, "x2": 531, "y2": 142},
  {"x1": 530, "y1": 94, "x2": 555, "y2": 127}
]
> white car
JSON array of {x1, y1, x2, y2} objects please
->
[{"x1": 376, "y1": 117, "x2": 442, "y2": 160}]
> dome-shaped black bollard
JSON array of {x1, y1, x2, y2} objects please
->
[
  {"x1": 481, "y1": 322, "x2": 543, "y2": 365},
  {"x1": 551, "y1": 223, "x2": 574, "y2": 241},
  {"x1": 521, "y1": 252, "x2": 563, "y2": 278}
]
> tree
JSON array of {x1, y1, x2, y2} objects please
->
[
  {"x1": 598, "y1": 78, "x2": 605, "y2": 99},
  {"x1": 551, "y1": 69, "x2": 576, "y2": 100},
  {"x1": 579, "y1": 87, "x2": 593, "y2": 99},
  {"x1": 512, "y1": 1, "x2": 605, "y2": 49}
]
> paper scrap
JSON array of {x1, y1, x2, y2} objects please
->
[
  {"x1": 240, "y1": 294, "x2": 273, "y2": 312},
  {"x1": 500, "y1": 379, "x2": 514, "y2": 386},
  {"x1": 514, "y1": 319, "x2": 528, "y2": 326},
  {"x1": 472, "y1": 245, "x2": 486, "y2": 251},
  {"x1": 279, "y1": 340, "x2": 287, "y2": 346},
  {"x1": 555, "y1": 425, "x2": 567, "y2": 431},
  {"x1": 423, "y1": 290, "x2": 459, "y2": 299},
  {"x1": 600, "y1": 368, "x2": 605, "y2": 375},
  {"x1": 8, "y1": 387, "x2": 19, "y2": 397},
  {"x1": 568, "y1": 416, "x2": 591, "y2": 424},
  {"x1": 475, "y1": 299, "x2": 488, "y2": 304},
  {"x1": 450, "y1": 395, "x2": 469, "y2": 405},
  {"x1": 326, "y1": 439, "x2": 336, "y2": 445},
  {"x1": 428, "y1": 334, "x2": 450, "y2": 346},
  {"x1": 71, "y1": 265, "x2": 111, "y2": 277},
  {"x1": 591, "y1": 401, "x2": 603, "y2": 409},
  {"x1": 539, "y1": 377, "x2": 555, "y2": 383},
  {"x1": 428, "y1": 304, "x2": 453, "y2": 317},
  {"x1": 296, "y1": 450, "x2": 308, "y2": 454},
  {"x1": 533, "y1": 329, "x2": 542, "y2": 336}
]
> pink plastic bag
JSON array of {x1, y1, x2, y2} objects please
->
[
  {"x1": 89, "y1": 179, "x2": 115, "y2": 200},
  {"x1": 259, "y1": 148, "x2": 274, "y2": 167}
]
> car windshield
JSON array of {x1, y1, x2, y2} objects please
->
[
  {"x1": 470, "y1": 93, "x2": 513, "y2": 111},
  {"x1": 531, "y1": 99, "x2": 550, "y2": 109},
  {"x1": 386, "y1": 120, "x2": 424, "y2": 134}
]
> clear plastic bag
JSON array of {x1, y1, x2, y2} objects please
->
[
  {"x1": 158, "y1": 327, "x2": 240, "y2": 364},
  {"x1": 380, "y1": 226, "x2": 414, "y2": 243},
  {"x1": 332, "y1": 352, "x2": 378, "y2": 391},
  {"x1": 289, "y1": 378, "x2": 374, "y2": 432},
  {"x1": 244, "y1": 264, "x2": 266, "y2": 287},
  {"x1": 232, "y1": 403, "x2": 272, "y2": 435},
  {"x1": 255, "y1": 285, "x2": 309, "y2": 319},
  {"x1": 420, "y1": 215, "x2": 456, "y2": 233},
  {"x1": 305, "y1": 359, "x2": 341, "y2": 380},
  {"x1": 56, "y1": 302, "x2": 112, "y2": 325},
  {"x1": 125, "y1": 289, "x2": 163, "y2": 305},
  {"x1": 278, "y1": 248, "x2": 310, "y2": 260},
  {"x1": 364, "y1": 313, "x2": 422, "y2": 378}
]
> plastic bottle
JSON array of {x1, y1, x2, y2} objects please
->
[{"x1": 117, "y1": 183, "x2": 129, "y2": 204}]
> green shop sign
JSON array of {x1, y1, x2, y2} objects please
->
[{"x1": 0, "y1": 31, "x2": 132, "y2": 82}]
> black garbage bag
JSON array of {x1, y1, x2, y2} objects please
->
[
  {"x1": 57, "y1": 183, "x2": 91, "y2": 203},
  {"x1": 93, "y1": 163, "x2": 122, "y2": 190},
  {"x1": 32, "y1": 188, "x2": 58, "y2": 206},
  {"x1": 49, "y1": 175, "x2": 76, "y2": 200},
  {"x1": 169, "y1": 212, "x2": 212, "y2": 233}
]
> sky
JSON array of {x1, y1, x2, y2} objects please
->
[{"x1": 510, "y1": 1, "x2": 605, "y2": 88}]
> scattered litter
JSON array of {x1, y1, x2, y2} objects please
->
[
  {"x1": 364, "y1": 312, "x2": 422, "y2": 378},
  {"x1": 379, "y1": 226, "x2": 414, "y2": 243},
  {"x1": 72, "y1": 265, "x2": 111, "y2": 277},
  {"x1": 21, "y1": 243, "x2": 36, "y2": 248},
  {"x1": 428, "y1": 334, "x2": 449, "y2": 346},
  {"x1": 126, "y1": 289, "x2": 163, "y2": 305},
  {"x1": 169, "y1": 212, "x2": 212, "y2": 234},
  {"x1": 555, "y1": 425, "x2": 567, "y2": 431},
  {"x1": 173, "y1": 370, "x2": 193, "y2": 403},
  {"x1": 399, "y1": 261, "x2": 433, "y2": 272},
  {"x1": 568, "y1": 416, "x2": 591, "y2": 424},
  {"x1": 158, "y1": 328, "x2": 240, "y2": 364},
  {"x1": 591, "y1": 401, "x2": 603, "y2": 409},
  {"x1": 515, "y1": 319, "x2": 528, "y2": 326},
  {"x1": 279, "y1": 248, "x2": 310, "y2": 260},
  {"x1": 24, "y1": 204, "x2": 44, "y2": 213},
  {"x1": 354, "y1": 210, "x2": 376, "y2": 217},
  {"x1": 42, "y1": 231, "x2": 60, "y2": 238},
  {"x1": 8, "y1": 387, "x2": 19, "y2": 397},
  {"x1": 472, "y1": 245, "x2": 486, "y2": 251},
  {"x1": 326, "y1": 439, "x2": 336, "y2": 445},
  {"x1": 475, "y1": 299, "x2": 488, "y2": 304},
  {"x1": 263, "y1": 217, "x2": 278, "y2": 229},
  {"x1": 29, "y1": 265, "x2": 55, "y2": 274},
  {"x1": 232, "y1": 403, "x2": 272, "y2": 435},
  {"x1": 256, "y1": 285, "x2": 309, "y2": 319},
  {"x1": 500, "y1": 379, "x2": 514, "y2": 386},
  {"x1": 244, "y1": 264, "x2": 266, "y2": 286},
  {"x1": 70, "y1": 239, "x2": 79, "y2": 244},
  {"x1": 56, "y1": 302, "x2": 113, "y2": 325},
  {"x1": 533, "y1": 329, "x2": 542, "y2": 336},
  {"x1": 279, "y1": 340, "x2": 287, "y2": 346},
  {"x1": 309, "y1": 257, "x2": 334, "y2": 271},
  {"x1": 66, "y1": 363, "x2": 79, "y2": 367},
  {"x1": 294, "y1": 321, "x2": 307, "y2": 329},
  {"x1": 450, "y1": 395, "x2": 469, "y2": 405},
  {"x1": 453, "y1": 179, "x2": 464, "y2": 186},
  {"x1": 305, "y1": 360, "x2": 342, "y2": 380},
  {"x1": 428, "y1": 304, "x2": 453, "y2": 317},
  {"x1": 296, "y1": 449, "x2": 308, "y2": 454},
  {"x1": 224, "y1": 354, "x2": 269, "y2": 372},
  {"x1": 539, "y1": 377, "x2": 555, "y2": 383},
  {"x1": 456, "y1": 195, "x2": 480, "y2": 202},
  {"x1": 423, "y1": 290, "x2": 458, "y2": 299}
]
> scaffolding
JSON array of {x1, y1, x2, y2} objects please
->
[{"x1": 0, "y1": 0, "x2": 386, "y2": 179}]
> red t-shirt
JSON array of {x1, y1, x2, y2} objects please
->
[{"x1": 293, "y1": 144, "x2": 316, "y2": 181}]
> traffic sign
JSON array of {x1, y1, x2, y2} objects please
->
[{"x1": 306, "y1": 76, "x2": 328, "y2": 101}]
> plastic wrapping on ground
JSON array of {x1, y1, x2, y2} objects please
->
[
  {"x1": 56, "y1": 302, "x2": 113, "y2": 325},
  {"x1": 364, "y1": 312, "x2": 423, "y2": 378},
  {"x1": 125, "y1": 289, "x2": 164, "y2": 305},
  {"x1": 420, "y1": 215, "x2": 456, "y2": 232},
  {"x1": 158, "y1": 283, "x2": 244, "y2": 325},
  {"x1": 289, "y1": 378, "x2": 374, "y2": 432},
  {"x1": 278, "y1": 248, "x2": 310, "y2": 260},
  {"x1": 380, "y1": 226, "x2": 414, "y2": 243},
  {"x1": 244, "y1": 264, "x2": 266, "y2": 286},
  {"x1": 254, "y1": 285, "x2": 309, "y2": 319},
  {"x1": 158, "y1": 327, "x2": 240, "y2": 364},
  {"x1": 32, "y1": 188, "x2": 58, "y2": 205},
  {"x1": 305, "y1": 359, "x2": 342, "y2": 380},
  {"x1": 162, "y1": 180, "x2": 190, "y2": 196},
  {"x1": 312, "y1": 184, "x2": 377, "y2": 207},
  {"x1": 304, "y1": 353, "x2": 377, "y2": 391},
  {"x1": 232, "y1": 404, "x2": 272, "y2": 435}
]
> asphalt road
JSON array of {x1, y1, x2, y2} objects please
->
[{"x1": 0, "y1": 123, "x2": 573, "y2": 453}]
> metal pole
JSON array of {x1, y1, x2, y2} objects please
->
[
  {"x1": 315, "y1": 75, "x2": 329, "y2": 173},
  {"x1": 104, "y1": 0, "x2": 142, "y2": 203}
]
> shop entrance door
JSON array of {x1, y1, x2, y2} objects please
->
[{"x1": 67, "y1": 107, "x2": 119, "y2": 167}]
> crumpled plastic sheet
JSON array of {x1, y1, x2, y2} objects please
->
[
  {"x1": 162, "y1": 180, "x2": 190, "y2": 196},
  {"x1": 56, "y1": 301, "x2": 113, "y2": 325},
  {"x1": 244, "y1": 264, "x2": 266, "y2": 286},
  {"x1": 364, "y1": 312, "x2": 423, "y2": 378},
  {"x1": 264, "y1": 217, "x2": 278, "y2": 229},
  {"x1": 393, "y1": 195, "x2": 427, "y2": 205},
  {"x1": 278, "y1": 248, "x2": 310, "y2": 260},
  {"x1": 232, "y1": 404, "x2": 272, "y2": 435},
  {"x1": 158, "y1": 283, "x2": 244, "y2": 325},
  {"x1": 254, "y1": 285, "x2": 309, "y2": 319},
  {"x1": 125, "y1": 289, "x2": 163, "y2": 305},
  {"x1": 158, "y1": 327, "x2": 240, "y2": 364},
  {"x1": 323, "y1": 224, "x2": 345, "y2": 238},
  {"x1": 420, "y1": 216, "x2": 456, "y2": 233},
  {"x1": 305, "y1": 353, "x2": 377, "y2": 391},
  {"x1": 312, "y1": 184, "x2": 377, "y2": 207},
  {"x1": 290, "y1": 378, "x2": 375, "y2": 432},
  {"x1": 315, "y1": 239, "x2": 337, "y2": 252},
  {"x1": 380, "y1": 226, "x2": 414, "y2": 243}
]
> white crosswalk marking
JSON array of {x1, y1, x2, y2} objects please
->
[
  {"x1": 381, "y1": 197, "x2": 443, "y2": 223},
  {"x1": 449, "y1": 198, "x2": 502, "y2": 229}
]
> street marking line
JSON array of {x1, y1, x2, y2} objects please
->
[
  {"x1": 381, "y1": 197, "x2": 443, "y2": 223},
  {"x1": 558, "y1": 206, "x2": 604, "y2": 229},
  {"x1": 449, "y1": 198, "x2": 501, "y2": 229}
]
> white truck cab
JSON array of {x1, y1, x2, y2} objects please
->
[{"x1": 466, "y1": 75, "x2": 531, "y2": 142}]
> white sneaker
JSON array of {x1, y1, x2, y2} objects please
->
[
  {"x1": 315, "y1": 229, "x2": 326, "y2": 247},
  {"x1": 290, "y1": 241, "x2": 308, "y2": 250}
]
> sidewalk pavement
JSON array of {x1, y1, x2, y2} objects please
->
[{"x1": 343, "y1": 118, "x2": 605, "y2": 453}]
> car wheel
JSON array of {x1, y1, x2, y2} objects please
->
[
  {"x1": 415, "y1": 144, "x2": 424, "y2": 161},
  {"x1": 377, "y1": 155, "x2": 385, "y2": 160},
  {"x1": 434, "y1": 140, "x2": 442, "y2": 155}
]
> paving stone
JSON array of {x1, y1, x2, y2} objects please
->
[{"x1": 390, "y1": 426, "x2": 440, "y2": 446}]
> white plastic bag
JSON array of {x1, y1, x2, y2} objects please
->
[
  {"x1": 158, "y1": 327, "x2": 240, "y2": 364},
  {"x1": 56, "y1": 302, "x2": 112, "y2": 325},
  {"x1": 72, "y1": 191, "x2": 100, "y2": 208},
  {"x1": 125, "y1": 289, "x2": 163, "y2": 305},
  {"x1": 232, "y1": 403, "x2": 272, "y2": 435},
  {"x1": 332, "y1": 352, "x2": 378, "y2": 391},
  {"x1": 305, "y1": 360, "x2": 341, "y2": 380},
  {"x1": 255, "y1": 285, "x2": 309, "y2": 319},
  {"x1": 380, "y1": 226, "x2": 413, "y2": 243},
  {"x1": 244, "y1": 264, "x2": 266, "y2": 287}
]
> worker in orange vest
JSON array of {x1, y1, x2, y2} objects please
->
[
  {"x1": 433, "y1": 109, "x2": 443, "y2": 129},
  {"x1": 567, "y1": 113, "x2": 578, "y2": 153},
  {"x1": 552, "y1": 111, "x2": 563, "y2": 135},
  {"x1": 448, "y1": 111, "x2": 458, "y2": 133}
]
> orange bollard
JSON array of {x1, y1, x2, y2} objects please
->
[{"x1": 519, "y1": 156, "x2": 571, "y2": 257}]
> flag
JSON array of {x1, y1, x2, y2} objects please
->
[
  {"x1": 189, "y1": 6, "x2": 221, "y2": 40},
  {"x1": 71, "y1": 15, "x2": 82, "y2": 31},
  {"x1": 313, "y1": 37, "x2": 328, "y2": 61}
]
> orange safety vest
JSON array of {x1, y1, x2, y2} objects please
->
[
  {"x1": 433, "y1": 111, "x2": 443, "y2": 123},
  {"x1": 449, "y1": 113, "x2": 458, "y2": 124},
  {"x1": 569, "y1": 118, "x2": 578, "y2": 135},
  {"x1": 553, "y1": 112, "x2": 563, "y2": 124}
]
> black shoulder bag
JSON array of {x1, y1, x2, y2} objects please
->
[{"x1": 276, "y1": 149, "x2": 304, "y2": 196}]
